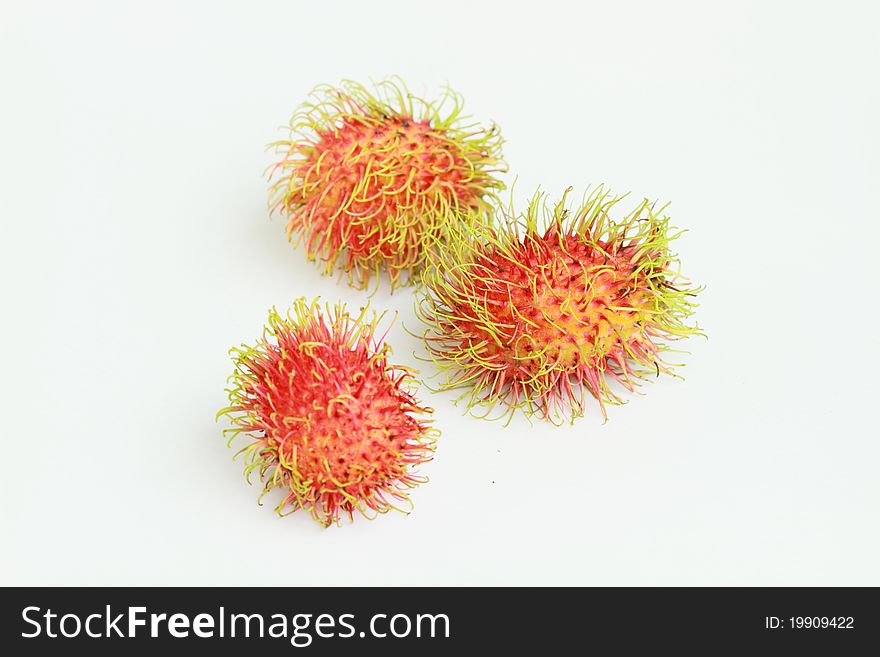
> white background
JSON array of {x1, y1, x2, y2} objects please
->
[{"x1": 2, "y1": 1, "x2": 878, "y2": 586}]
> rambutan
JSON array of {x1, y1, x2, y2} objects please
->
[
  {"x1": 218, "y1": 298, "x2": 437, "y2": 526},
  {"x1": 269, "y1": 77, "x2": 506, "y2": 290},
  {"x1": 416, "y1": 188, "x2": 702, "y2": 424}
]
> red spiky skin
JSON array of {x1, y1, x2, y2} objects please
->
[
  {"x1": 294, "y1": 117, "x2": 478, "y2": 265},
  {"x1": 220, "y1": 300, "x2": 436, "y2": 526},
  {"x1": 270, "y1": 79, "x2": 505, "y2": 290},
  {"x1": 460, "y1": 229, "x2": 658, "y2": 400},
  {"x1": 419, "y1": 190, "x2": 701, "y2": 423}
]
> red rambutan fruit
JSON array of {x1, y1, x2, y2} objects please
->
[
  {"x1": 218, "y1": 298, "x2": 437, "y2": 526},
  {"x1": 416, "y1": 187, "x2": 703, "y2": 424},
  {"x1": 268, "y1": 77, "x2": 506, "y2": 291}
]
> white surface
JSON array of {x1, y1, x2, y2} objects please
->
[{"x1": 2, "y1": 0, "x2": 878, "y2": 586}]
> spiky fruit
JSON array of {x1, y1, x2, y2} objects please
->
[
  {"x1": 417, "y1": 188, "x2": 702, "y2": 424},
  {"x1": 218, "y1": 298, "x2": 437, "y2": 526},
  {"x1": 269, "y1": 77, "x2": 506, "y2": 291}
]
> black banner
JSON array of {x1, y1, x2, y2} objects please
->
[{"x1": 1, "y1": 587, "x2": 877, "y2": 653}]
